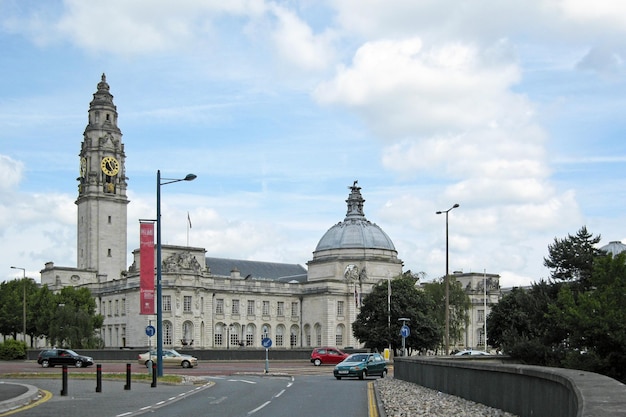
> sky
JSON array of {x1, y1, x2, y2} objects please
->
[{"x1": 1, "y1": 0, "x2": 626, "y2": 288}]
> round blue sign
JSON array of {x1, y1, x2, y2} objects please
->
[
  {"x1": 261, "y1": 337, "x2": 272, "y2": 348},
  {"x1": 400, "y1": 325, "x2": 410, "y2": 338},
  {"x1": 146, "y1": 325, "x2": 156, "y2": 337}
]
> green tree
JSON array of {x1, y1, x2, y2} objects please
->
[
  {"x1": 487, "y1": 282, "x2": 566, "y2": 365},
  {"x1": 48, "y1": 287, "x2": 104, "y2": 349},
  {"x1": 352, "y1": 272, "x2": 441, "y2": 355},
  {"x1": 543, "y1": 226, "x2": 600, "y2": 289},
  {"x1": 548, "y1": 253, "x2": 626, "y2": 382},
  {"x1": 422, "y1": 276, "x2": 471, "y2": 351}
]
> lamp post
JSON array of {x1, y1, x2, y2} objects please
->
[
  {"x1": 436, "y1": 203, "x2": 459, "y2": 355},
  {"x1": 10, "y1": 266, "x2": 26, "y2": 343},
  {"x1": 156, "y1": 170, "x2": 196, "y2": 377}
]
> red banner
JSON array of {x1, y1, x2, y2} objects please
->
[{"x1": 140, "y1": 222, "x2": 155, "y2": 315}]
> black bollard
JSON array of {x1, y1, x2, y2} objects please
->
[
  {"x1": 124, "y1": 363, "x2": 131, "y2": 390},
  {"x1": 96, "y1": 364, "x2": 102, "y2": 392},
  {"x1": 60, "y1": 365, "x2": 68, "y2": 396},
  {"x1": 151, "y1": 361, "x2": 157, "y2": 388}
]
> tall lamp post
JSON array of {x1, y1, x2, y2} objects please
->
[
  {"x1": 436, "y1": 203, "x2": 459, "y2": 355},
  {"x1": 156, "y1": 170, "x2": 196, "y2": 377},
  {"x1": 10, "y1": 266, "x2": 26, "y2": 343}
]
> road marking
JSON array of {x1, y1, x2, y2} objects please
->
[
  {"x1": 368, "y1": 382, "x2": 379, "y2": 417},
  {"x1": 0, "y1": 389, "x2": 52, "y2": 416},
  {"x1": 274, "y1": 389, "x2": 286, "y2": 397},
  {"x1": 248, "y1": 401, "x2": 271, "y2": 414}
]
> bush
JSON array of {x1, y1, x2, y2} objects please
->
[{"x1": 0, "y1": 339, "x2": 27, "y2": 360}]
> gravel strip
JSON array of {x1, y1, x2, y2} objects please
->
[{"x1": 375, "y1": 377, "x2": 518, "y2": 417}]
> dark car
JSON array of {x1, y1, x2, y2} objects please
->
[
  {"x1": 333, "y1": 353, "x2": 388, "y2": 380},
  {"x1": 37, "y1": 349, "x2": 94, "y2": 368},
  {"x1": 310, "y1": 347, "x2": 349, "y2": 366}
]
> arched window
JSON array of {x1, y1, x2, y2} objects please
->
[
  {"x1": 314, "y1": 323, "x2": 322, "y2": 346},
  {"x1": 335, "y1": 324, "x2": 345, "y2": 347},
  {"x1": 245, "y1": 324, "x2": 256, "y2": 346},
  {"x1": 215, "y1": 323, "x2": 224, "y2": 347},
  {"x1": 290, "y1": 325, "x2": 299, "y2": 348},
  {"x1": 276, "y1": 325, "x2": 286, "y2": 347},
  {"x1": 164, "y1": 321, "x2": 173, "y2": 346}
]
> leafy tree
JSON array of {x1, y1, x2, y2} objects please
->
[
  {"x1": 48, "y1": 287, "x2": 104, "y2": 348},
  {"x1": 487, "y1": 282, "x2": 566, "y2": 366},
  {"x1": 352, "y1": 272, "x2": 441, "y2": 355},
  {"x1": 422, "y1": 276, "x2": 471, "y2": 351},
  {"x1": 543, "y1": 226, "x2": 600, "y2": 289},
  {"x1": 548, "y1": 253, "x2": 626, "y2": 381}
]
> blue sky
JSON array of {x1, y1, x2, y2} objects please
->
[{"x1": 2, "y1": 0, "x2": 626, "y2": 287}]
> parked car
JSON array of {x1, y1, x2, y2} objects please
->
[
  {"x1": 333, "y1": 353, "x2": 388, "y2": 380},
  {"x1": 310, "y1": 347, "x2": 349, "y2": 366},
  {"x1": 37, "y1": 349, "x2": 94, "y2": 368},
  {"x1": 454, "y1": 349, "x2": 492, "y2": 356},
  {"x1": 137, "y1": 349, "x2": 198, "y2": 368}
]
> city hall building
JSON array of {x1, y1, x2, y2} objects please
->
[{"x1": 40, "y1": 75, "x2": 500, "y2": 352}]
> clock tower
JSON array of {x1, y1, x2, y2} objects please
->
[{"x1": 76, "y1": 74, "x2": 129, "y2": 281}]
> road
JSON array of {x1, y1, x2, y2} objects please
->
[{"x1": 1, "y1": 361, "x2": 386, "y2": 416}]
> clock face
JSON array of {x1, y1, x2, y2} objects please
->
[{"x1": 101, "y1": 156, "x2": 120, "y2": 176}]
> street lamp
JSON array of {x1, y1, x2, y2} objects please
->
[
  {"x1": 436, "y1": 203, "x2": 459, "y2": 355},
  {"x1": 10, "y1": 266, "x2": 26, "y2": 343},
  {"x1": 156, "y1": 170, "x2": 196, "y2": 376}
]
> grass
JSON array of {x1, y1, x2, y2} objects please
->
[{"x1": 0, "y1": 372, "x2": 183, "y2": 384}]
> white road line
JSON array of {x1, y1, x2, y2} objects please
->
[
  {"x1": 248, "y1": 401, "x2": 271, "y2": 414},
  {"x1": 274, "y1": 389, "x2": 286, "y2": 398}
]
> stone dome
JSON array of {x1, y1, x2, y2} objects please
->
[
  {"x1": 315, "y1": 182, "x2": 396, "y2": 252},
  {"x1": 599, "y1": 241, "x2": 626, "y2": 257}
]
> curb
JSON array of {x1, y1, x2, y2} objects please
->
[{"x1": 0, "y1": 382, "x2": 40, "y2": 414}]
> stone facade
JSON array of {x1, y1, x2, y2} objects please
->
[{"x1": 39, "y1": 75, "x2": 408, "y2": 351}]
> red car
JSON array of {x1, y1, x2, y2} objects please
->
[{"x1": 310, "y1": 347, "x2": 349, "y2": 366}]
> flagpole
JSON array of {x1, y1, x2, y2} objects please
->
[{"x1": 186, "y1": 212, "x2": 191, "y2": 247}]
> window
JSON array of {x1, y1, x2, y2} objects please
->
[
  {"x1": 232, "y1": 299, "x2": 240, "y2": 315},
  {"x1": 277, "y1": 301, "x2": 284, "y2": 317},
  {"x1": 108, "y1": 300, "x2": 112, "y2": 316},
  {"x1": 247, "y1": 300, "x2": 255, "y2": 316},
  {"x1": 276, "y1": 325, "x2": 284, "y2": 347},
  {"x1": 262, "y1": 301, "x2": 270, "y2": 316},
  {"x1": 245, "y1": 324, "x2": 255, "y2": 346},
  {"x1": 164, "y1": 321, "x2": 172, "y2": 345},
  {"x1": 184, "y1": 296, "x2": 192, "y2": 312},
  {"x1": 290, "y1": 326, "x2": 298, "y2": 347},
  {"x1": 107, "y1": 248, "x2": 112, "y2": 257},
  {"x1": 115, "y1": 300, "x2": 119, "y2": 315},
  {"x1": 478, "y1": 329, "x2": 485, "y2": 347},
  {"x1": 215, "y1": 298, "x2": 224, "y2": 315},
  {"x1": 108, "y1": 215, "x2": 112, "y2": 224},
  {"x1": 291, "y1": 302, "x2": 298, "y2": 317},
  {"x1": 121, "y1": 298, "x2": 126, "y2": 315},
  {"x1": 214, "y1": 324, "x2": 224, "y2": 346},
  {"x1": 477, "y1": 309, "x2": 485, "y2": 323},
  {"x1": 163, "y1": 295, "x2": 172, "y2": 312},
  {"x1": 335, "y1": 325, "x2": 344, "y2": 346},
  {"x1": 337, "y1": 300, "x2": 344, "y2": 317},
  {"x1": 200, "y1": 297, "x2": 204, "y2": 313},
  {"x1": 101, "y1": 301, "x2": 105, "y2": 316}
]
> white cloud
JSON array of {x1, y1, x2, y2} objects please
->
[{"x1": 0, "y1": 155, "x2": 24, "y2": 191}]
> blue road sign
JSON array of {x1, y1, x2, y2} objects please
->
[
  {"x1": 261, "y1": 337, "x2": 272, "y2": 348},
  {"x1": 400, "y1": 325, "x2": 410, "y2": 338},
  {"x1": 146, "y1": 325, "x2": 156, "y2": 337}
]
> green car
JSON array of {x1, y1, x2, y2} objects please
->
[{"x1": 333, "y1": 353, "x2": 388, "y2": 380}]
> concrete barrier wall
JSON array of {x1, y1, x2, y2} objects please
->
[{"x1": 393, "y1": 356, "x2": 626, "y2": 417}]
